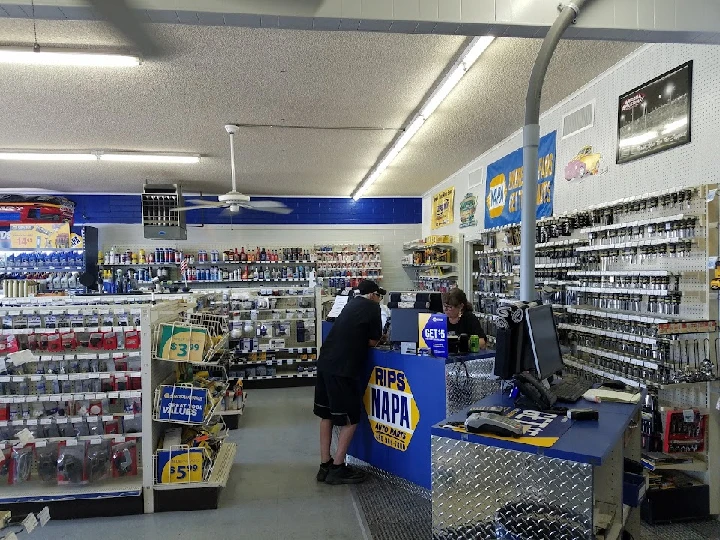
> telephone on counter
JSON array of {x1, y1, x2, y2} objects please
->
[{"x1": 514, "y1": 372, "x2": 557, "y2": 411}]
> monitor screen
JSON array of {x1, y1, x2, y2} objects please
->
[
  {"x1": 525, "y1": 304, "x2": 564, "y2": 380},
  {"x1": 390, "y1": 308, "x2": 430, "y2": 343}
]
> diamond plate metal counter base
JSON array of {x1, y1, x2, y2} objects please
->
[
  {"x1": 432, "y1": 435, "x2": 593, "y2": 539},
  {"x1": 446, "y1": 358, "x2": 501, "y2": 416}
]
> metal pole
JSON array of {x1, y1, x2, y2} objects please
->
[{"x1": 520, "y1": 1, "x2": 589, "y2": 301}]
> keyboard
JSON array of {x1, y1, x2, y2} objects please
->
[{"x1": 551, "y1": 375, "x2": 594, "y2": 403}]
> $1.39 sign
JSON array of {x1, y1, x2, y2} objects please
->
[
  {"x1": 156, "y1": 323, "x2": 208, "y2": 362},
  {"x1": 418, "y1": 314, "x2": 448, "y2": 358}
]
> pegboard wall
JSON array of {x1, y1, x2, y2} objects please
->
[{"x1": 423, "y1": 43, "x2": 720, "y2": 236}]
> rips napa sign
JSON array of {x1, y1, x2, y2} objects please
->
[
  {"x1": 364, "y1": 367, "x2": 420, "y2": 452},
  {"x1": 484, "y1": 131, "x2": 557, "y2": 228}
]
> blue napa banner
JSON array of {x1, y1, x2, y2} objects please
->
[{"x1": 484, "y1": 131, "x2": 557, "y2": 228}]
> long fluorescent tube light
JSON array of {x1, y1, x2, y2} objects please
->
[
  {"x1": 100, "y1": 153, "x2": 200, "y2": 164},
  {"x1": 352, "y1": 36, "x2": 494, "y2": 200},
  {"x1": 0, "y1": 152, "x2": 200, "y2": 163},
  {"x1": 0, "y1": 48, "x2": 140, "y2": 67},
  {"x1": 0, "y1": 152, "x2": 96, "y2": 161}
]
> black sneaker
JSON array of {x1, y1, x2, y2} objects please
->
[
  {"x1": 316, "y1": 460, "x2": 333, "y2": 482},
  {"x1": 325, "y1": 464, "x2": 366, "y2": 485}
]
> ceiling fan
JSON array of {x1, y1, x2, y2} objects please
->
[
  {"x1": 86, "y1": 0, "x2": 324, "y2": 58},
  {"x1": 171, "y1": 124, "x2": 292, "y2": 216}
]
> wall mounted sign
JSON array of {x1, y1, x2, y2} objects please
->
[
  {"x1": 617, "y1": 61, "x2": 692, "y2": 164},
  {"x1": 9, "y1": 223, "x2": 71, "y2": 249},
  {"x1": 431, "y1": 187, "x2": 455, "y2": 230},
  {"x1": 484, "y1": 131, "x2": 556, "y2": 228},
  {"x1": 458, "y1": 192, "x2": 479, "y2": 228},
  {"x1": 564, "y1": 146, "x2": 603, "y2": 181},
  {"x1": 363, "y1": 367, "x2": 420, "y2": 452}
]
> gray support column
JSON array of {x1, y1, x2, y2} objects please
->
[{"x1": 519, "y1": 1, "x2": 589, "y2": 301}]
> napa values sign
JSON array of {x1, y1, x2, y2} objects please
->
[
  {"x1": 485, "y1": 131, "x2": 557, "y2": 228},
  {"x1": 364, "y1": 367, "x2": 421, "y2": 452}
]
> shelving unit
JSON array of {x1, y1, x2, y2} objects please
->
[
  {"x1": 0, "y1": 300, "x2": 148, "y2": 516},
  {"x1": 0, "y1": 226, "x2": 99, "y2": 297},
  {"x1": 147, "y1": 299, "x2": 237, "y2": 512},
  {"x1": 98, "y1": 245, "x2": 315, "y2": 292},
  {"x1": 402, "y1": 235, "x2": 461, "y2": 292},
  {"x1": 313, "y1": 244, "x2": 382, "y2": 295},
  {"x1": 209, "y1": 288, "x2": 321, "y2": 388}
]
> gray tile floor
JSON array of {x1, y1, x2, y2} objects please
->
[{"x1": 30, "y1": 386, "x2": 368, "y2": 540}]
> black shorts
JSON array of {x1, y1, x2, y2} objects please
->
[{"x1": 313, "y1": 372, "x2": 362, "y2": 426}]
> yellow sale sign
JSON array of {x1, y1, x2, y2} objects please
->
[{"x1": 9, "y1": 223, "x2": 71, "y2": 249}]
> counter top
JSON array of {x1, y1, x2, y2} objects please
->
[{"x1": 431, "y1": 390, "x2": 640, "y2": 466}]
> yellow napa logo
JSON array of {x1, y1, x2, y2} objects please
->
[
  {"x1": 363, "y1": 367, "x2": 420, "y2": 452},
  {"x1": 486, "y1": 174, "x2": 507, "y2": 219}
]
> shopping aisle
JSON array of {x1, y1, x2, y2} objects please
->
[{"x1": 29, "y1": 387, "x2": 368, "y2": 540}]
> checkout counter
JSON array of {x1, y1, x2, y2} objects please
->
[{"x1": 321, "y1": 321, "x2": 498, "y2": 490}]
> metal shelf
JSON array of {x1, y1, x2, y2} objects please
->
[
  {"x1": 566, "y1": 286, "x2": 675, "y2": 296},
  {"x1": 579, "y1": 213, "x2": 692, "y2": 235},
  {"x1": 0, "y1": 474, "x2": 142, "y2": 504},
  {"x1": 240, "y1": 372, "x2": 316, "y2": 381},
  {"x1": 575, "y1": 237, "x2": 695, "y2": 252}
]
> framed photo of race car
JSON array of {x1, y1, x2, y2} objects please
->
[{"x1": 617, "y1": 61, "x2": 692, "y2": 165}]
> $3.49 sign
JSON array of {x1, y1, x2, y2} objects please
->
[
  {"x1": 418, "y1": 314, "x2": 448, "y2": 358},
  {"x1": 156, "y1": 323, "x2": 208, "y2": 363}
]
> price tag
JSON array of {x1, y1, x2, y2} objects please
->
[
  {"x1": 57, "y1": 374, "x2": 69, "y2": 381},
  {"x1": 89, "y1": 373, "x2": 100, "y2": 379},
  {"x1": 0, "y1": 376, "x2": 11, "y2": 383},
  {"x1": 11, "y1": 420, "x2": 24, "y2": 426},
  {"x1": 25, "y1": 396, "x2": 38, "y2": 403},
  {"x1": 87, "y1": 416, "x2": 98, "y2": 423},
  {"x1": 13, "y1": 397, "x2": 25, "y2": 404},
  {"x1": 108, "y1": 391, "x2": 119, "y2": 399},
  {"x1": 61, "y1": 394, "x2": 75, "y2": 401},
  {"x1": 56, "y1": 417, "x2": 68, "y2": 424},
  {"x1": 39, "y1": 395, "x2": 51, "y2": 402},
  {"x1": 39, "y1": 418, "x2": 52, "y2": 425},
  {"x1": 70, "y1": 416, "x2": 81, "y2": 423},
  {"x1": 99, "y1": 353, "x2": 111, "y2": 359},
  {"x1": 26, "y1": 419, "x2": 38, "y2": 426},
  {"x1": 130, "y1": 372, "x2": 142, "y2": 378},
  {"x1": 69, "y1": 373, "x2": 84, "y2": 380},
  {"x1": 34, "y1": 440, "x2": 47, "y2": 448},
  {"x1": 0, "y1": 421, "x2": 6, "y2": 427},
  {"x1": 101, "y1": 415, "x2": 114, "y2": 422},
  {"x1": 156, "y1": 323, "x2": 208, "y2": 362},
  {"x1": 114, "y1": 435, "x2": 126, "y2": 443},
  {"x1": 90, "y1": 437, "x2": 102, "y2": 445},
  {"x1": 30, "y1": 375, "x2": 42, "y2": 382},
  {"x1": 113, "y1": 353, "x2": 125, "y2": 359},
  {"x1": 65, "y1": 438, "x2": 77, "y2": 446},
  {"x1": 52, "y1": 355, "x2": 65, "y2": 362},
  {"x1": 78, "y1": 354, "x2": 96, "y2": 360},
  {"x1": 683, "y1": 409, "x2": 696, "y2": 423},
  {"x1": 67, "y1": 309, "x2": 80, "y2": 316}
]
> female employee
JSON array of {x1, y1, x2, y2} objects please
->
[{"x1": 442, "y1": 288, "x2": 487, "y2": 349}]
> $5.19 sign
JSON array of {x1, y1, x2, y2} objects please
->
[
  {"x1": 156, "y1": 448, "x2": 204, "y2": 483},
  {"x1": 418, "y1": 314, "x2": 448, "y2": 358},
  {"x1": 156, "y1": 323, "x2": 208, "y2": 362}
]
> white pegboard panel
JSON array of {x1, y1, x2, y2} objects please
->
[{"x1": 552, "y1": 44, "x2": 719, "y2": 214}]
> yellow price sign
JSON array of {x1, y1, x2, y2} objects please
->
[
  {"x1": 9, "y1": 223, "x2": 71, "y2": 249},
  {"x1": 157, "y1": 324, "x2": 208, "y2": 362},
  {"x1": 158, "y1": 450, "x2": 204, "y2": 483}
]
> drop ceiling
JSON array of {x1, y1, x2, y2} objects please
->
[{"x1": 0, "y1": 18, "x2": 639, "y2": 197}]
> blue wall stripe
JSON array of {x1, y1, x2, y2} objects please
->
[{"x1": 66, "y1": 195, "x2": 421, "y2": 225}]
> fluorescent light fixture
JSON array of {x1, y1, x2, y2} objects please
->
[
  {"x1": 0, "y1": 47, "x2": 140, "y2": 67},
  {"x1": 662, "y1": 117, "x2": 688, "y2": 135},
  {"x1": 618, "y1": 132, "x2": 658, "y2": 148},
  {"x1": 352, "y1": 36, "x2": 494, "y2": 200},
  {"x1": 100, "y1": 153, "x2": 200, "y2": 164},
  {"x1": 0, "y1": 152, "x2": 96, "y2": 161}
]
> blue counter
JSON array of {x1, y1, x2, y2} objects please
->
[
  {"x1": 431, "y1": 390, "x2": 641, "y2": 466},
  {"x1": 321, "y1": 321, "x2": 496, "y2": 489}
]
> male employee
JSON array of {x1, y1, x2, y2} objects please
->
[{"x1": 314, "y1": 279, "x2": 385, "y2": 485}]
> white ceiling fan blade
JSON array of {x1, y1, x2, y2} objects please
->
[
  {"x1": 172, "y1": 203, "x2": 227, "y2": 212},
  {"x1": 241, "y1": 200, "x2": 293, "y2": 214},
  {"x1": 184, "y1": 199, "x2": 226, "y2": 206}
]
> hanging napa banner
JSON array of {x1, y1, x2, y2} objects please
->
[
  {"x1": 431, "y1": 187, "x2": 455, "y2": 230},
  {"x1": 484, "y1": 131, "x2": 556, "y2": 228}
]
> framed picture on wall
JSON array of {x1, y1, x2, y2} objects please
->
[{"x1": 617, "y1": 60, "x2": 692, "y2": 164}]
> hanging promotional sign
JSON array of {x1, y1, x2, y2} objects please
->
[
  {"x1": 484, "y1": 131, "x2": 556, "y2": 228},
  {"x1": 458, "y1": 192, "x2": 479, "y2": 229},
  {"x1": 157, "y1": 385, "x2": 208, "y2": 424},
  {"x1": 9, "y1": 223, "x2": 71, "y2": 249},
  {"x1": 418, "y1": 313, "x2": 448, "y2": 358},
  {"x1": 363, "y1": 367, "x2": 421, "y2": 452},
  {"x1": 431, "y1": 187, "x2": 455, "y2": 230}
]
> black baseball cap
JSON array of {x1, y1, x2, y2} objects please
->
[{"x1": 357, "y1": 280, "x2": 387, "y2": 296}]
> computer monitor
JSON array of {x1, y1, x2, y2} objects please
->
[
  {"x1": 525, "y1": 304, "x2": 564, "y2": 380},
  {"x1": 390, "y1": 308, "x2": 430, "y2": 343},
  {"x1": 493, "y1": 302, "x2": 535, "y2": 379}
]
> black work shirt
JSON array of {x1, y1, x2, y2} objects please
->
[
  {"x1": 318, "y1": 296, "x2": 382, "y2": 380},
  {"x1": 447, "y1": 312, "x2": 486, "y2": 338}
]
